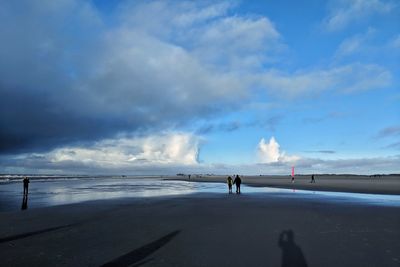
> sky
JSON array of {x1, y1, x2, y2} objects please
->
[{"x1": 0, "y1": 0, "x2": 399, "y2": 175}]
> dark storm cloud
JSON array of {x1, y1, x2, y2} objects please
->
[
  {"x1": 0, "y1": 1, "x2": 253, "y2": 154},
  {"x1": 0, "y1": 82, "x2": 148, "y2": 153},
  {"x1": 0, "y1": 1, "x2": 116, "y2": 153}
]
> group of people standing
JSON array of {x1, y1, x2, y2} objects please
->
[
  {"x1": 227, "y1": 175, "x2": 241, "y2": 194},
  {"x1": 226, "y1": 174, "x2": 315, "y2": 194}
]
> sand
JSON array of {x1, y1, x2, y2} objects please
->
[
  {"x1": 1, "y1": 190, "x2": 399, "y2": 266},
  {"x1": 167, "y1": 174, "x2": 400, "y2": 195}
]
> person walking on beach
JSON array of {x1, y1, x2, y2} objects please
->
[
  {"x1": 233, "y1": 175, "x2": 242, "y2": 194},
  {"x1": 310, "y1": 174, "x2": 315, "y2": 183},
  {"x1": 23, "y1": 177, "x2": 30, "y2": 195},
  {"x1": 227, "y1": 176, "x2": 233, "y2": 193}
]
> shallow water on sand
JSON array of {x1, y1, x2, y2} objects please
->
[{"x1": 0, "y1": 177, "x2": 399, "y2": 211}]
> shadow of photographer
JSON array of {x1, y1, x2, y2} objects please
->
[{"x1": 278, "y1": 229, "x2": 308, "y2": 267}]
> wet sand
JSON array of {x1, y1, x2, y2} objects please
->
[
  {"x1": 167, "y1": 174, "x2": 400, "y2": 195},
  {"x1": 0, "y1": 193, "x2": 399, "y2": 266}
]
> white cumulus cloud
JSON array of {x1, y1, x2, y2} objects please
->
[
  {"x1": 258, "y1": 137, "x2": 299, "y2": 163},
  {"x1": 48, "y1": 132, "x2": 201, "y2": 168}
]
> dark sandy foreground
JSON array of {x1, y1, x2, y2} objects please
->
[
  {"x1": 0, "y1": 193, "x2": 399, "y2": 267},
  {"x1": 166, "y1": 174, "x2": 400, "y2": 195}
]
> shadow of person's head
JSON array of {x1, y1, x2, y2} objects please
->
[
  {"x1": 278, "y1": 229, "x2": 308, "y2": 267},
  {"x1": 279, "y1": 230, "x2": 294, "y2": 244}
]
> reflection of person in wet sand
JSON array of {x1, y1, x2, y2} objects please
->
[
  {"x1": 233, "y1": 175, "x2": 241, "y2": 194},
  {"x1": 278, "y1": 230, "x2": 308, "y2": 267},
  {"x1": 22, "y1": 177, "x2": 30, "y2": 210},
  {"x1": 21, "y1": 194, "x2": 28, "y2": 210},
  {"x1": 23, "y1": 177, "x2": 30, "y2": 195},
  {"x1": 227, "y1": 176, "x2": 233, "y2": 194}
]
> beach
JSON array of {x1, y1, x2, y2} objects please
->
[
  {"x1": 168, "y1": 174, "x2": 400, "y2": 195},
  {"x1": 0, "y1": 176, "x2": 399, "y2": 266}
]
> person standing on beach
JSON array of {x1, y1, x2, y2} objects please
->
[
  {"x1": 23, "y1": 177, "x2": 30, "y2": 195},
  {"x1": 233, "y1": 175, "x2": 242, "y2": 194},
  {"x1": 227, "y1": 176, "x2": 233, "y2": 193},
  {"x1": 310, "y1": 174, "x2": 315, "y2": 183}
]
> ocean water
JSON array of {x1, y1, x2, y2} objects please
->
[{"x1": 0, "y1": 176, "x2": 399, "y2": 212}]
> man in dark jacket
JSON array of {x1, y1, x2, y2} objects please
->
[
  {"x1": 233, "y1": 175, "x2": 242, "y2": 194},
  {"x1": 23, "y1": 177, "x2": 30, "y2": 195}
]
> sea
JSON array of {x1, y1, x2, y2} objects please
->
[{"x1": 1, "y1": 175, "x2": 399, "y2": 212}]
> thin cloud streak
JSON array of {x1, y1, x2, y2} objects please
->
[
  {"x1": 304, "y1": 150, "x2": 336, "y2": 154},
  {"x1": 322, "y1": 0, "x2": 395, "y2": 31},
  {"x1": 375, "y1": 126, "x2": 400, "y2": 139}
]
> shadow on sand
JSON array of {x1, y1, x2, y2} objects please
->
[
  {"x1": 278, "y1": 229, "x2": 308, "y2": 267},
  {"x1": 101, "y1": 230, "x2": 181, "y2": 267},
  {"x1": 0, "y1": 224, "x2": 74, "y2": 244}
]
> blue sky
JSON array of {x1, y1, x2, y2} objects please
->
[{"x1": 0, "y1": 0, "x2": 399, "y2": 174}]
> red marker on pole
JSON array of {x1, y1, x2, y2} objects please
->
[{"x1": 291, "y1": 166, "x2": 295, "y2": 183}]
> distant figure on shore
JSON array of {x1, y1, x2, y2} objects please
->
[
  {"x1": 23, "y1": 177, "x2": 30, "y2": 195},
  {"x1": 278, "y1": 230, "x2": 308, "y2": 267},
  {"x1": 291, "y1": 176, "x2": 294, "y2": 183},
  {"x1": 188, "y1": 174, "x2": 191, "y2": 180},
  {"x1": 227, "y1": 176, "x2": 233, "y2": 193},
  {"x1": 310, "y1": 174, "x2": 315, "y2": 183},
  {"x1": 233, "y1": 175, "x2": 241, "y2": 194}
]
